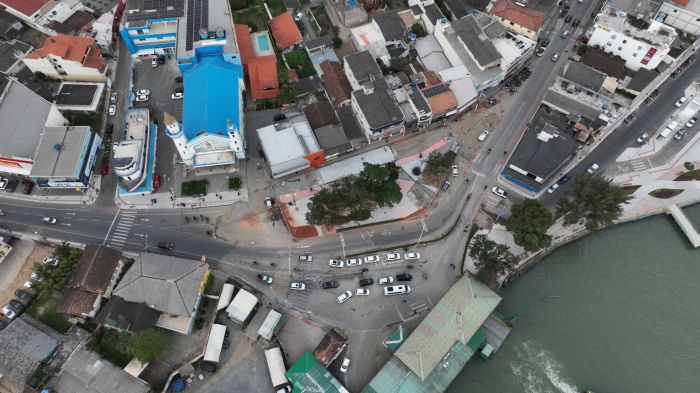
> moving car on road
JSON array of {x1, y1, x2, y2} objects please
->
[
  {"x1": 336, "y1": 290, "x2": 352, "y2": 304},
  {"x1": 587, "y1": 163, "x2": 600, "y2": 174},
  {"x1": 108, "y1": 105, "x2": 116, "y2": 116},
  {"x1": 42, "y1": 217, "x2": 57, "y2": 224},
  {"x1": 135, "y1": 94, "x2": 149, "y2": 102},
  {"x1": 340, "y1": 358, "x2": 351, "y2": 373},
  {"x1": 559, "y1": 174, "x2": 572, "y2": 184},
  {"x1": 157, "y1": 242, "x2": 175, "y2": 250},
  {"x1": 551, "y1": 53, "x2": 560, "y2": 62},
  {"x1": 171, "y1": 91, "x2": 183, "y2": 100},
  {"x1": 675, "y1": 96, "x2": 687, "y2": 107},
  {"x1": 329, "y1": 259, "x2": 344, "y2": 268},
  {"x1": 636, "y1": 132, "x2": 649, "y2": 144},
  {"x1": 257, "y1": 274, "x2": 273, "y2": 284}
]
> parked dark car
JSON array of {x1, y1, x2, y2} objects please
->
[
  {"x1": 14, "y1": 290, "x2": 32, "y2": 301},
  {"x1": 105, "y1": 123, "x2": 114, "y2": 135},
  {"x1": 175, "y1": 86, "x2": 184, "y2": 93},
  {"x1": 9, "y1": 299, "x2": 24, "y2": 311},
  {"x1": 541, "y1": 38, "x2": 550, "y2": 47},
  {"x1": 200, "y1": 361, "x2": 217, "y2": 373},
  {"x1": 396, "y1": 273, "x2": 413, "y2": 282},
  {"x1": 572, "y1": 18, "x2": 580, "y2": 27},
  {"x1": 157, "y1": 242, "x2": 175, "y2": 250},
  {"x1": 273, "y1": 113, "x2": 287, "y2": 122},
  {"x1": 22, "y1": 181, "x2": 34, "y2": 195},
  {"x1": 559, "y1": 174, "x2": 572, "y2": 184},
  {"x1": 4, "y1": 179, "x2": 17, "y2": 193},
  {"x1": 158, "y1": 55, "x2": 165, "y2": 65},
  {"x1": 322, "y1": 280, "x2": 339, "y2": 289},
  {"x1": 359, "y1": 278, "x2": 374, "y2": 287},
  {"x1": 564, "y1": 15, "x2": 572, "y2": 23},
  {"x1": 0, "y1": 320, "x2": 6, "y2": 330}
]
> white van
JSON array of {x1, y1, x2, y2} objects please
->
[
  {"x1": 659, "y1": 127, "x2": 673, "y2": 138},
  {"x1": 384, "y1": 285, "x2": 412, "y2": 295}
]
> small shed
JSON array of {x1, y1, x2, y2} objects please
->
[
  {"x1": 257, "y1": 310, "x2": 285, "y2": 341},
  {"x1": 203, "y1": 324, "x2": 227, "y2": 363},
  {"x1": 216, "y1": 283, "x2": 235, "y2": 311}
]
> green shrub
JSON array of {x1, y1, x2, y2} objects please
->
[{"x1": 684, "y1": 161, "x2": 695, "y2": 170}]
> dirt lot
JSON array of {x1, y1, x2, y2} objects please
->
[{"x1": 0, "y1": 241, "x2": 54, "y2": 311}]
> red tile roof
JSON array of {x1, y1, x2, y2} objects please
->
[
  {"x1": 320, "y1": 60, "x2": 352, "y2": 107},
  {"x1": 489, "y1": 0, "x2": 546, "y2": 32},
  {"x1": 0, "y1": 0, "x2": 50, "y2": 17},
  {"x1": 27, "y1": 34, "x2": 104, "y2": 69},
  {"x1": 249, "y1": 55, "x2": 279, "y2": 100},
  {"x1": 269, "y1": 11, "x2": 303, "y2": 49},
  {"x1": 235, "y1": 24, "x2": 255, "y2": 68},
  {"x1": 288, "y1": 68, "x2": 300, "y2": 82},
  {"x1": 424, "y1": 89, "x2": 458, "y2": 115}
]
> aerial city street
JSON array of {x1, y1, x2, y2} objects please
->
[{"x1": 0, "y1": 0, "x2": 698, "y2": 391}]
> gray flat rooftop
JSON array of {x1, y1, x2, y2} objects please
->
[
  {"x1": 345, "y1": 50, "x2": 383, "y2": 85},
  {"x1": 607, "y1": 0, "x2": 662, "y2": 20},
  {"x1": 51, "y1": 348, "x2": 150, "y2": 393},
  {"x1": 444, "y1": 25, "x2": 502, "y2": 88},
  {"x1": 0, "y1": 77, "x2": 52, "y2": 158},
  {"x1": 562, "y1": 62, "x2": 606, "y2": 93},
  {"x1": 373, "y1": 11, "x2": 406, "y2": 42},
  {"x1": 30, "y1": 126, "x2": 92, "y2": 178},
  {"x1": 0, "y1": 39, "x2": 31, "y2": 73},
  {"x1": 452, "y1": 16, "x2": 502, "y2": 69},
  {"x1": 505, "y1": 106, "x2": 579, "y2": 187},
  {"x1": 352, "y1": 79, "x2": 404, "y2": 130},
  {"x1": 336, "y1": 106, "x2": 364, "y2": 141},
  {"x1": 543, "y1": 88, "x2": 604, "y2": 122},
  {"x1": 55, "y1": 83, "x2": 99, "y2": 106}
]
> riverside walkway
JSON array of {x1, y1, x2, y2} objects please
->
[{"x1": 667, "y1": 204, "x2": 700, "y2": 248}]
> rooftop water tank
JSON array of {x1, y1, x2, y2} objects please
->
[
  {"x1": 199, "y1": 28, "x2": 208, "y2": 40},
  {"x1": 216, "y1": 27, "x2": 225, "y2": 38}
]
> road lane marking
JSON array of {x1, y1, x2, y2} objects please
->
[{"x1": 104, "y1": 212, "x2": 120, "y2": 244}]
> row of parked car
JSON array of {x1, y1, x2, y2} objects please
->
[
  {"x1": 327, "y1": 252, "x2": 421, "y2": 268},
  {"x1": 0, "y1": 255, "x2": 56, "y2": 326},
  {"x1": 0, "y1": 177, "x2": 34, "y2": 194}
]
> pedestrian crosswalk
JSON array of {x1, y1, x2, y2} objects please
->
[
  {"x1": 271, "y1": 271, "x2": 290, "y2": 293},
  {"x1": 108, "y1": 211, "x2": 137, "y2": 247},
  {"x1": 408, "y1": 299, "x2": 430, "y2": 314},
  {"x1": 629, "y1": 158, "x2": 648, "y2": 171}
]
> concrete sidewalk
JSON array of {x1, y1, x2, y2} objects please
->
[{"x1": 0, "y1": 176, "x2": 100, "y2": 206}]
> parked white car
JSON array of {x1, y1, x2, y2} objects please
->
[
  {"x1": 336, "y1": 290, "x2": 352, "y2": 304},
  {"x1": 478, "y1": 130, "x2": 489, "y2": 141},
  {"x1": 108, "y1": 105, "x2": 116, "y2": 116},
  {"x1": 404, "y1": 252, "x2": 421, "y2": 260},
  {"x1": 23, "y1": 281, "x2": 33, "y2": 289},
  {"x1": 385, "y1": 252, "x2": 401, "y2": 261},
  {"x1": 675, "y1": 96, "x2": 687, "y2": 107},
  {"x1": 547, "y1": 183, "x2": 560, "y2": 194},
  {"x1": 290, "y1": 282, "x2": 306, "y2": 290},
  {"x1": 491, "y1": 186, "x2": 508, "y2": 199},
  {"x1": 636, "y1": 133, "x2": 649, "y2": 144},
  {"x1": 686, "y1": 117, "x2": 697, "y2": 128},
  {"x1": 346, "y1": 258, "x2": 362, "y2": 266},
  {"x1": 451, "y1": 165, "x2": 459, "y2": 177},
  {"x1": 135, "y1": 94, "x2": 149, "y2": 102},
  {"x1": 378, "y1": 276, "x2": 394, "y2": 285},
  {"x1": 42, "y1": 257, "x2": 59, "y2": 267},
  {"x1": 363, "y1": 255, "x2": 379, "y2": 263},
  {"x1": 355, "y1": 288, "x2": 370, "y2": 296},
  {"x1": 298, "y1": 255, "x2": 313, "y2": 262},
  {"x1": 136, "y1": 89, "x2": 151, "y2": 96},
  {"x1": 329, "y1": 259, "x2": 344, "y2": 268},
  {"x1": 171, "y1": 91, "x2": 183, "y2": 100},
  {"x1": 2, "y1": 307, "x2": 15, "y2": 319},
  {"x1": 587, "y1": 163, "x2": 600, "y2": 174}
]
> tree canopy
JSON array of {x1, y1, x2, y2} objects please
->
[
  {"x1": 556, "y1": 173, "x2": 632, "y2": 232},
  {"x1": 32, "y1": 243, "x2": 82, "y2": 300},
  {"x1": 468, "y1": 234, "x2": 516, "y2": 276},
  {"x1": 506, "y1": 199, "x2": 554, "y2": 251},
  {"x1": 306, "y1": 163, "x2": 403, "y2": 226},
  {"x1": 129, "y1": 329, "x2": 168, "y2": 363}
]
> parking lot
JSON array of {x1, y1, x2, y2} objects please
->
[{"x1": 0, "y1": 240, "x2": 51, "y2": 324}]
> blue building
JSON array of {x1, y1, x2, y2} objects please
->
[{"x1": 120, "y1": 0, "x2": 184, "y2": 57}]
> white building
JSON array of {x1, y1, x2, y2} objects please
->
[
  {"x1": 0, "y1": 0, "x2": 94, "y2": 36},
  {"x1": 22, "y1": 34, "x2": 107, "y2": 82},
  {"x1": 350, "y1": 11, "x2": 409, "y2": 66},
  {"x1": 657, "y1": 0, "x2": 700, "y2": 36},
  {"x1": 587, "y1": 4, "x2": 677, "y2": 71}
]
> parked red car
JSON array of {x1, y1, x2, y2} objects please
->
[
  {"x1": 153, "y1": 174, "x2": 160, "y2": 189},
  {"x1": 22, "y1": 181, "x2": 34, "y2": 195},
  {"x1": 100, "y1": 163, "x2": 109, "y2": 175}
]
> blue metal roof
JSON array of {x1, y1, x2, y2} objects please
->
[{"x1": 182, "y1": 54, "x2": 243, "y2": 141}]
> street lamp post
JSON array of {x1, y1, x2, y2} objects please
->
[{"x1": 135, "y1": 233, "x2": 149, "y2": 250}]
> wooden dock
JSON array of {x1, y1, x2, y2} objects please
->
[{"x1": 667, "y1": 204, "x2": 700, "y2": 248}]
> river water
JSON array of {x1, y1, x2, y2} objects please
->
[{"x1": 448, "y1": 204, "x2": 700, "y2": 393}]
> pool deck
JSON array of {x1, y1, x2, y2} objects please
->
[{"x1": 251, "y1": 31, "x2": 275, "y2": 57}]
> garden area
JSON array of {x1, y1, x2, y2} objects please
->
[
  {"x1": 284, "y1": 48, "x2": 316, "y2": 78},
  {"x1": 228, "y1": 176, "x2": 241, "y2": 190},
  {"x1": 181, "y1": 180, "x2": 208, "y2": 196},
  {"x1": 648, "y1": 188, "x2": 684, "y2": 199},
  {"x1": 65, "y1": 103, "x2": 105, "y2": 134},
  {"x1": 88, "y1": 328, "x2": 168, "y2": 368},
  {"x1": 675, "y1": 162, "x2": 700, "y2": 180},
  {"x1": 421, "y1": 151, "x2": 457, "y2": 187}
]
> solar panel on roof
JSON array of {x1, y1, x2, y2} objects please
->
[{"x1": 423, "y1": 84, "x2": 449, "y2": 98}]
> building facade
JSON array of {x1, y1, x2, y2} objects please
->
[
  {"x1": 23, "y1": 35, "x2": 107, "y2": 82},
  {"x1": 119, "y1": 0, "x2": 183, "y2": 57}
]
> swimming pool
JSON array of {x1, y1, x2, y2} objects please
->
[{"x1": 257, "y1": 34, "x2": 270, "y2": 52}]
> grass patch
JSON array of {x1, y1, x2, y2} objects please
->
[
  {"x1": 284, "y1": 48, "x2": 316, "y2": 77},
  {"x1": 65, "y1": 103, "x2": 105, "y2": 134},
  {"x1": 312, "y1": 7, "x2": 333, "y2": 33},
  {"x1": 181, "y1": 180, "x2": 207, "y2": 196},
  {"x1": 228, "y1": 176, "x2": 241, "y2": 190},
  {"x1": 232, "y1": 7, "x2": 268, "y2": 32},
  {"x1": 27, "y1": 296, "x2": 72, "y2": 333},
  {"x1": 88, "y1": 329, "x2": 133, "y2": 368},
  {"x1": 674, "y1": 168, "x2": 700, "y2": 181},
  {"x1": 620, "y1": 185, "x2": 641, "y2": 196},
  {"x1": 648, "y1": 188, "x2": 684, "y2": 199},
  {"x1": 266, "y1": 0, "x2": 286, "y2": 16}
]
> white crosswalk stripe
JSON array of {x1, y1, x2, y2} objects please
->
[{"x1": 107, "y1": 211, "x2": 138, "y2": 247}]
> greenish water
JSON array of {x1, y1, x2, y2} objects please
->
[{"x1": 449, "y1": 204, "x2": 700, "y2": 393}]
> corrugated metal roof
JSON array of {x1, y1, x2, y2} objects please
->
[
  {"x1": 394, "y1": 275, "x2": 501, "y2": 380},
  {"x1": 286, "y1": 352, "x2": 350, "y2": 393}
]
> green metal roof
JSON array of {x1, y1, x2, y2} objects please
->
[
  {"x1": 384, "y1": 325, "x2": 409, "y2": 352},
  {"x1": 286, "y1": 352, "x2": 350, "y2": 393},
  {"x1": 394, "y1": 275, "x2": 501, "y2": 380},
  {"x1": 362, "y1": 339, "x2": 478, "y2": 393}
]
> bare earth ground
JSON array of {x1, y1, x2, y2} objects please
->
[{"x1": 0, "y1": 242, "x2": 53, "y2": 308}]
